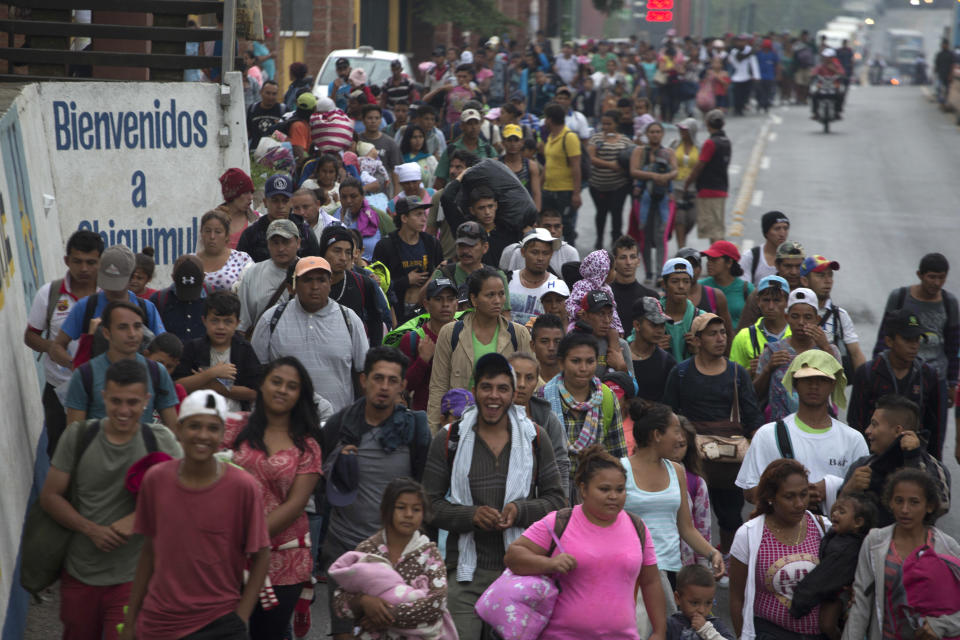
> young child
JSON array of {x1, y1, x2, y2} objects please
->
[
  {"x1": 671, "y1": 417, "x2": 712, "y2": 568},
  {"x1": 145, "y1": 333, "x2": 188, "y2": 410},
  {"x1": 129, "y1": 247, "x2": 157, "y2": 299},
  {"x1": 789, "y1": 492, "x2": 877, "y2": 640},
  {"x1": 172, "y1": 290, "x2": 262, "y2": 413},
  {"x1": 119, "y1": 390, "x2": 271, "y2": 640},
  {"x1": 667, "y1": 564, "x2": 736, "y2": 640}
]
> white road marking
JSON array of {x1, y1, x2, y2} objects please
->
[
  {"x1": 751, "y1": 190, "x2": 764, "y2": 207},
  {"x1": 729, "y1": 164, "x2": 742, "y2": 175},
  {"x1": 771, "y1": 114, "x2": 783, "y2": 125},
  {"x1": 726, "y1": 119, "x2": 772, "y2": 238},
  {"x1": 768, "y1": 132, "x2": 778, "y2": 142},
  {"x1": 760, "y1": 156, "x2": 771, "y2": 170}
]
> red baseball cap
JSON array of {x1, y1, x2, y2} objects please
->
[{"x1": 701, "y1": 240, "x2": 741, "y2": 262}]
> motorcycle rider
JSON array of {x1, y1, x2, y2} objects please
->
[{"x1": 810, "y1": 48, "x2": 845, "y2": 121}]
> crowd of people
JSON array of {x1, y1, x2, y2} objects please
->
[{"x1": 19, "y1": 26, "x2": 960, "y2": 640}]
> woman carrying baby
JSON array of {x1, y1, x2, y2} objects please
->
[{"x1": 331, "y1": 477, "x2": 458, "y2": 639}]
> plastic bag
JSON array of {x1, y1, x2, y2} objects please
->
[{"x1": 456, "y1": 158, "x2": 537, "y2": 233}]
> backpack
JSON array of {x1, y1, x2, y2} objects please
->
[
  {"x1": 640, "y1": 146, "x2": 671, "y2": 199},
  {"x1": 560, "y1": 130, "x2": 591, "y2": 188},
  {"x1": 818, "y1": 305, "x2": 855, "y2": 385},
  {"x1": 79, "y1": 358, "x2": 167, "y2": 412},
  {"x1": 774, "y1": 419, "x2": 794, "y2": 459},
  {"x1": 43, "y1": 278, "x2": 65, "y2": 339},
  {"x1": 889, "y1": 286, "x2": 958, "y2": 337},
  {"x1": 20, "y1": 419, "x2": 159, "y2": 595},
  {"x1": 450, "y1": 317, "x2": 519, "y2": 352},
  {"x1": 749, "y1": 246, "x2": 761, "y2": 284}
]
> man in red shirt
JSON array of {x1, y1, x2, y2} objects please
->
[
  {"x1": 810, "y1": 48, "x2": 846, "y2": 120},
  {"x1": 398, "y1": 278, "x2": 458, "y2": 410},
  {"x1": 683, "y1": 109, "x2": 731, "y2": 244}
]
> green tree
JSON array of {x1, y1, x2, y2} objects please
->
[{"x1": 414, "y1": 0, "x2": 519, "y2": 34}]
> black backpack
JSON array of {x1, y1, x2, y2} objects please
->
[
  {"x1": 78, "y1": 358, "x2": 167, "y2": 412},
  {"x1": 818, "y1": 305, "x2": 855, "y2": 385},
  {"x1": 80, "y1": 294, "x2": 155, "y2": 360}
]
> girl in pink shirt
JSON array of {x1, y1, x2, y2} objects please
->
[{"x1": 505, "y1": 445, "x2": 668, "y2": 640}]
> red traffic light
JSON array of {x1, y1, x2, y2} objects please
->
[
  {"x1": 646, "y1": 10, "x2": 673, "y2": 21},
  {"x1": 647, "y1": 0, "x2": 674, "y2": 9}
]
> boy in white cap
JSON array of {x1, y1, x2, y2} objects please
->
[{"x1": 121, "y1": 391, "x2": 270, "y2": 640}]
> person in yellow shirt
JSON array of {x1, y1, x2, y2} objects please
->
[
  {"x1": 541, "y1": 102, "x2": 582, "y2": 247},
  {"x1": 729, "y1": 275, "x2": 791, "y2": 377}
]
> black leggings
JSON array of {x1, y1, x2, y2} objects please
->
[
  {"x1": 248, "y1": 583, "x2": 303, "y2": 640},
  {"x1": 589, "y1": 184, "x2": 630, "y2": 248}
]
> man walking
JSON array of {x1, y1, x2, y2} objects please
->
[{"x1": 683, "y1": 109, "x2": 730, "y2": 245}]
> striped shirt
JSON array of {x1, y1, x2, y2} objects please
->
[
  {"x1": 382, "y1": 76, "x2": 415, "y2": 107},
  {"x1": 310, "y1": 110, "x2": 354, "y2": 154},
  {"x1": 588, "y1": 132, "x2": 632, "y2": 190},
  {"x1": 422, "y1": 423, "x2": 566, "y2": 572}
]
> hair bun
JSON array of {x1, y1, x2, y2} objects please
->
[{"x1": 141, "y1": 246, "x2": 155, "y2": 258}]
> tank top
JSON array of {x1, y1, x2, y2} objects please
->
[
  {"x1": 674, "y1": 142, "x2": 699, "y2": 184},
  {"x1": 622, "y1": 457, "x2": 682, "y2": 571}
]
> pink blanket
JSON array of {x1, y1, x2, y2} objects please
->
[{"x1": 328, "y1": 551, "x2": 457, "y2": 640}]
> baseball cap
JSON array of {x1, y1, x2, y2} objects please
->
[
  {"x1": 784, "y1": 350, "x2": 847, "y2": 408},
  {"x1": 456, "y1": 220, "x2": 489, "y2": 246},
  {"x1": 757, "y1": 275, "x2": 790, "y2": 295},
  {"x1": 602, "y1": 371, "x2": 638, "y2": 401},
  {"x1": 702, "y1": 240, "x2": 741, "y2": 262},
  {"x1": 791, "y1": 362, "x2": 836, "y2": 381},
  {"x1": 503, "y1": 123, "x2": 523, "y2": 139},
  {"x1": 426, "y1": 277, "x2": 458, "y2": 298},
  {"x1": 540, "y1": 279, "x2": 570, "y2": 299},
  {"x1": 509, "y1": 90, "x2": 526, "y2": 102},
  {"x1": 265, "y1": 174, "x2": 294, "y2": 199},
  {"x1": 776, "y1": 241, "x2": 806, "y2": 260},
  {"x1": 691, "y1": 312, "x2": 723, "y2": 335},
  {"x1": 179, "y1": 389, "x2": 228, "y2": 422},
  {"x1": 441, "y1": 388, "x2": 475, "y2": 418},
  {"x1": 395, "y1": 195, "x2": 431, "y2": 217},
  {"x1": 705, "y1": 109, "x2": 725, "y2": 128},
  {"x1": 460, "y1": 108, "x2": 482, "y2": 123},
  {"x1": 822, "y1": 48, "x2": 837, "y2": 57},
  {"x1": 520, "y1": 228, "x2": 561, "y2": 251},
  {"x1": 661, "y1": 257, "x2": 694, "y2": 280},
  {"x1": 884, "y1": 308, "x2": 928, "y2": 341},
  {"x1": 98, "y1": 244, "x2": 136, "y2": 290},
  {"x1": 336, "y1": 57, "x2": 350, "y2": 67},
  {"x1": 676, "y1": 247, "x2": 701, "y2": 263},
  {"x1": 173, "y1": 254, "x2": 205, "y2": 301},
  {"x1": 294, "y1": 256, "x2": 331, "y2": 277},
  {"x1": 267, "y1": 218, "x2": 301, "y2": 240},
  {"x1": 296, "y1": 92, "x2": 317, "y2": 111},
  {"x1": 787, "y1": 287, "x2": 818, "y2": 311},
  {"x1": 633, "y1": 296, "x2": 671, "y2": 325},
  {"x1": 583, "y1": 289, "x2": 614, "y2": 313},
  {"x1": 799, "y1": 255, "x2": 840, "y2": 277}
]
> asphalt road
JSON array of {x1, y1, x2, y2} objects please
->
[{"x1": 23, "y1": 53, "x2": 960, "y2": 640}]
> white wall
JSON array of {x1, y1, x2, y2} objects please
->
[{"x1": 0, "y1": 73, "x2": 249, "y2": 631}]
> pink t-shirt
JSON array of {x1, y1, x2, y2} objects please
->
[
  {"x1": 753, "y1": 514, "x2": 822, "y2": 635},
  {"x1": 522, "y1": 505, "x2": 656, "y2": 640},
  {"x1": 134, "y1": 460, "x2": 270, "y2": 639}
]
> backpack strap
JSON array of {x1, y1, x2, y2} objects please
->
[
  {"x1": 506, "y1": 322, "x2": 518, "y2": 351},
  {"x1": 705, "y1": 285, "x2": 717, "y2": 313},
  {"x1": 338, "y1": 302, "x2": 355, "y2": 342},
  {"x1": 547, "y1": 507, "x2": 575, "y2": 555},
  {"x1": 268, "y1": 300, "x2": 291, "y2": 335},
  {"x1": 348, "y1": 270, "x2": 366, "y2": 310},
  {"x1": 443, "y1": 420, "x2": 463, "y2": 474},
  {"x1": 775, "y1": 419, "x2": 795, "y2": 459},
  {"x1": 79, "y1": 362, "x2": 95, "y2": 411},
  {"x1": 140, "y1": 423, "x2": 159, "y2": 453},
  {"x1": 81, "y1": 294, "x2": 99, "y2": 335},
  {"x1": 144, "y1": 358, "x2": 166, "y2": 401},
  {"x1": 750, "y1": 246, "x2": 761, "y2": 283},
  {"x1": 748, "y1": 325, "x2": 761, "y2": 359},
  {"x1": 44, "y1": 279, "x2": 64, "y2": 339},
  {"x1": 75, "y1": 419, "x2": 102, "y2": 469},
  {"x1": 450, "y1": 319, "x2": 466, "y2": 352},
  {"x1": 894, "y1": 286, "x2": 908, "y2": 311}
]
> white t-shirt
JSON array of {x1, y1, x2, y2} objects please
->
[
  {"x1": 508, "y1": 273, "x2": 560, "y2": 326},
  {"x1": 27, "y1": 278, "x2": 84, "y2": 389},
  {"x1": 739, "y1": 246, "x2": 777, "y2": 286},
  {"x1": 819, "y1": 299, "x2": 859, "y2": 345},
  {"x1": 210, "y1": 346, "x2": 242, "y2": 412},
  {"x1": 735, "y1": 414, "x2": 869, "y2": 488}
]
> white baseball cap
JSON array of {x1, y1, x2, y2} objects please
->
[
  {"x1": 520, "y1": 228, "x2": 562, "y2": 251},
  {"x1": 179, "y1": 390, "x2": 228, "y2": 423},
  {"x1": 787, "y1": 287, "x2": 819, "y2": 311}
]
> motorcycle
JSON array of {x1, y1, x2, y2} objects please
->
[{"x1": 810, "y1": 76, "x2": 842, "y2": 133}]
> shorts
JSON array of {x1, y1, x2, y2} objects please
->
[
  {"x1": 794, "y1": 68, "x2": 812, "y2": 86},
  {"x1": 673, "y1": 191, "x2": 697, "y2": 229},
  {"x1": 696, "y1": 196, "x2": 726, "y2": 239}
]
